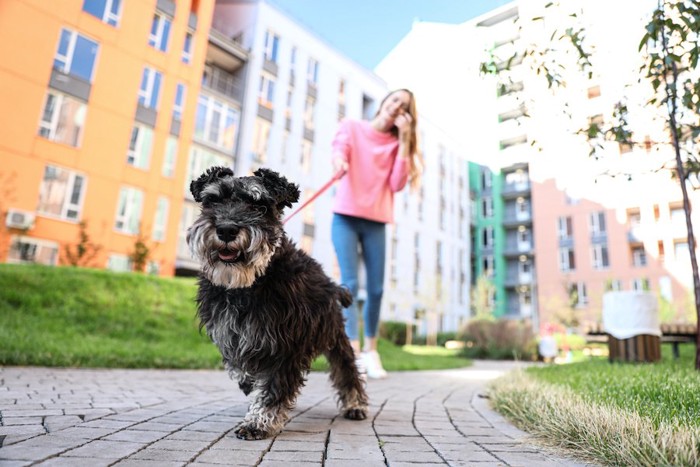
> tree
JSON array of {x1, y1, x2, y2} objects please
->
[
  {"x1": 470, "y1": 273, "x2": 496, "y2": 321},
  {"x1": 129, "y1": 226, "x2": 154, "y2": 273},
  {"x1": 480, "y1": 1, "x2": 700, "y2": 369},
  {"x1": 0, "y1": 171, "x2": 18, "y2": 260},
  {"x1": 62, "y1": 220, "x2": 102, "y2": 267}
]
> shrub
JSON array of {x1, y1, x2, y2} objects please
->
[
  {"x1": 458, "y1": 318, "x2": 537, "y2": 360},
  {"x1": 437, "y1": 331, "x2": 457, "y2": 347},
  {"x1": 554, "y1": 332, "x2": 586, "y2": 351},
  {"x1": 379, "y1": 320, "x2": 412, "y2": 346}
]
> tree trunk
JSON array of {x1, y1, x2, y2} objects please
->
[{"x1": 664, "y1": 52, "x2": 700, "y2": 370}]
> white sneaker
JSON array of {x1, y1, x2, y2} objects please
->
[
  {"x1": 354, "y1": 356, "x2": 367, "y2": 382},
  {"x1": 362, "y1": 350, "x2": 388, "y2": 379}
]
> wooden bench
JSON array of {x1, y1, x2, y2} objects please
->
[{"x1": 585, "y1": 322, "x2": 697, "y2": 361}]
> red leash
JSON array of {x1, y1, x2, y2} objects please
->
[{"x1": 283, "y1": 169, "x2": 346, "y2": 224}]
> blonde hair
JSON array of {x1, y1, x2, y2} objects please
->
[{"x1": 377, "y1": 89, "x2": 422, "y2": 190}]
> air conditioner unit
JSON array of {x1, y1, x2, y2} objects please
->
[{"x1": 5, "y1": 209, "x2": 36, "y2": 230}]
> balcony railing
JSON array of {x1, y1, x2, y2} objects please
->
[{"x1": 202, "y1": 66, "x2": 244, "y2": 102}]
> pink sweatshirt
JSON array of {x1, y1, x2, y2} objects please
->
[{"x1": 331, "y1": 119, "x2": 409, "y2": 224}]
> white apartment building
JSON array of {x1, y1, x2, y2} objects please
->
[
  {"x1": 176, "y1": 0, "x2": 473, "y2": 334},
  {"x1": 378, "y1": 0, "x2": 699, "y2": 326}
]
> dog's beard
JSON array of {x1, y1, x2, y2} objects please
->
[{"x1": 187, "y1": 220, "x2": 278, "y2": 289}]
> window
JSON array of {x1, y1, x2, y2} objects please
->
[
  {"x1": 573, "y1": 282, "x2": 588, "y2": 307},
  {"x1": 54, "y1": 28, "x2": 99, "y2": 82},
  {"x1": 115, "y1": 186, "x2": 144, "y2": 234},
  {"x1": 38, "y1": 91, "x2": 87, "y2": 147},
  {"x1": 251, "y1": 117, "x2": 272, "y2": 164},
  {"x1": 307, "y1": 58, "x2": 319, "y2": 85},
  {"x1": 126, "y1": 124, "x2": 153, "y2": 169},
  {"x1": 182, "y1": 31, "x2": 193, "y2": 64},
  {"x1": 632, "y1": 246, "x2": 647, "y2": 267},
  {"x1": 146, "y1": 261, "x2": 160, "y2": 275},
  {"x1": 82, "y1": 0, "x2": 122, "y2": 26},
  {"x1": 304, "y1": 95, "x2": 315, "y2": 130},
  {"x1": 632, "y1": 278, "x2": 650, "y2": 291},
  {"x1": 138, "y1": 67, "x2": 162, "y2": 110},
  {"x1": 194, "y1": 95, "x2": 240, "y2": 150},
  {"x1": 108, "y1": 254, "x2": 132, "y2": 272},
  {"x1": 37, "y1": 165, "x2": 86, "y2": 221},
  {"x1": 559, "y1": 247, "x2": 575, "y2": 271},
  {"x1": 264, "y1": 30, "x2": 279, "y2": 62},
  {"x1": 152, "y1": 196, "x2": 169, "y2": 242},
  {"x1": 481, "y1": 168, "x2": 492, "y2": 190},
  {"x1": 481, "y1": 226, "x2": 495, "y2": 248},
  {"x1": 178, "y1": 204, "x2": 198, "y2": 257},
  {"x1": 482, "y1": 255, "x2": 495, "y2": 276},
  {"x1": 162, "y1": 136, "x2": 178, "y2": 178},
  {"x1": 516, "y1": 197, "x2": 529, "y2": 217},
  {"x1": 481, "y1": 197, "x2": 493, "y2": 218},
  {"x1": 659, "y1": 276, "x2": 673, "y2": 301},
  {"x1": 557, "y1": 216, "x2": 574, "y2": 240},
  {"x1": 671, "y1": 206, "x2": 685, "y2": 229},
  {"x1": 592, "y1": 244, "x2": 609, "y2": 269},
  {"x1": 8, "y1": 237, "x2": 59, "y2": 265},
  {"x1": 300, "y1": 139, "x2": 312, "y2": 173},
  {"x1": 280, "y1": 130, "x2": 290, "y2": 165},
  {"x1": 628, "y1": 209, "x2": 641, "y2": 227},
  {"x1": 590, "y1": 211, "x2": 606, "y2": 234},
  {"x1": 173, "y1": 83, "x2": 186, "y2": 121},
  {"x1": 338, "y1": 79, "x2": 346, "y2": 105},
  {"x1": 149, "y1": 12, "x2": 171, "y2": 52},
  {"x1": 259, "y1": 74, "x2": 275, "y2": 107},
  {"x1": 186, "y1": 147, "x2": 230, "y2": 193},
  {"x1": 674, "y1": 241, "x2": 689, "y2": 262}
]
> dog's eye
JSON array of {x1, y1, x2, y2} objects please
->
[{"x1": 201, "y1": 194, "x2": 221, "y2": 206}]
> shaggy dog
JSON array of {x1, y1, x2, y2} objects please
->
[{"x1": 187, "y1": 166, "x2": 368, "y2": 440}]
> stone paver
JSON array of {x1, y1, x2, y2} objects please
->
[{"x1": 0, "y1": 361, "x2": 596, "y2": 466}]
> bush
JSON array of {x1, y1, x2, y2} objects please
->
[
  {"x1": 554, "y1": 332, "x2": 586, "y2": 351},
  {"x1": 437, "y1": 331, "x2": 457, "y2": 347},
  {"x1": 379, "y1": 320, "x2": 413, "y2": 346},
  {"x1": 458, "y1": 318, "x2": 537, "y2": 360}
]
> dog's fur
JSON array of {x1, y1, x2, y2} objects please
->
[{"x1": 187, "y1": 166, "x2": 368, "y2": 440}]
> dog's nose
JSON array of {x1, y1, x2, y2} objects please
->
[{"x1": 216, "y1": 225, "x2": 239, "y2": 242}]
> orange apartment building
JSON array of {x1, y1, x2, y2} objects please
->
[{"x1": 0, "y1": 0, "x2": 215, "y2": 274}]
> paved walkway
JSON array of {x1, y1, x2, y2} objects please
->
[{"x1": 0, "y1": 361, "x2": 595, "y2": 467}]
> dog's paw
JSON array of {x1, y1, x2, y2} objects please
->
[
  {"x1": 342, "y1": 407, "x2": 368, "y2": 420},
  {"x1": 234, "y1": 423, "x2": 269, "y2": 440}
]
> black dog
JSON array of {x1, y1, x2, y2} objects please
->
[{"x1": 187, "y1": 166, "x2": 368, "y2": 440}]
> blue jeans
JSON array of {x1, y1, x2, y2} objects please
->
[{"x1": 331, "y1": 213, "x2": 386, "y2": 341}]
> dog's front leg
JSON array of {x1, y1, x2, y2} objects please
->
[{"x1": 235, "y1": 371, "x2": 303, "y2": 440}]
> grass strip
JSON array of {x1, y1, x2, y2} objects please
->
[{"x1": 489, "y1": 362, "x2": 700, "y2": 466}]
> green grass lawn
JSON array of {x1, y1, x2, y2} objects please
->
[
  {"x1": 0, "y1": 264, "x2": 471, "y2": 371},
  {"x1": 489, "y1": 343, "x2": 700, "y2": 466},
  {"x1": 528, "y1": 344, "x2": 700, "y2": 428}
]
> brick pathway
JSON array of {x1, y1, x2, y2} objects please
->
[{"x1": 0, "y1": 361, "x2": 594, "y2": 466}]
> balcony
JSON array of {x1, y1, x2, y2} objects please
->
[
  {"x1": 501, "y1": 181, "x2": 530, "y2": 199},
  {"x1": 202, "y1": 66, "x2": 244, "y2": 103},
  {"x1": 207, "y1": 28, "x2": 248, "y2": 73}
]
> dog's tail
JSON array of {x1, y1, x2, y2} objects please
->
[{"x1": 336, "y1": 286, "x2": 353, "y2": 308}]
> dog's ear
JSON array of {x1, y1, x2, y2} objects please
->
[
  {"x1": 254, "y1": 168, "x2": 300, "y2": 210},
  {"x1": 190, "y1": 166, "x2": 234, "y2": 202}
]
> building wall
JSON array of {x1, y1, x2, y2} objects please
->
[
  {"x1": 1, "y1": 0, "x2": 214, "y2": 274},
  {"x1": 377, "y1": 0, "x2": 699, "y2": 331}
]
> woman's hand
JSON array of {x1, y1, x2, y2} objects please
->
[
  {"x1": 395, "y1": 111, "x2": 412, "y2": 137},
  {"x1": 333, "y1": 157, "x2": 349, "y2": 175}
]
